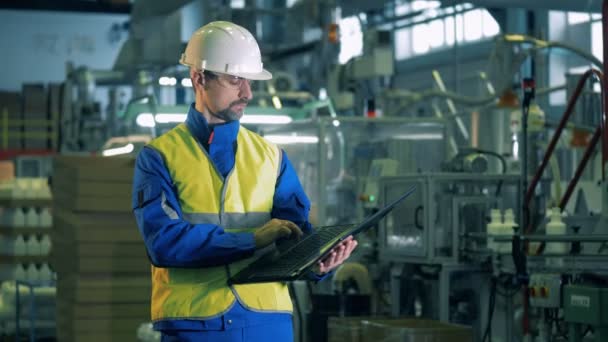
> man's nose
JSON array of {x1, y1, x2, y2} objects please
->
[{"x1": 239, "y1": 80, "x2": 253, "y2": 100}]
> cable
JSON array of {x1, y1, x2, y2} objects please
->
[
  {"x1": 468, "y1": 148, "x2": 507, "y2": 196},
  {"x1": 447, "y1": 148, "x2": 507, "y2": 196},
  {"x1": 482, "y1": 277, "x2": 497, "y2": 342},
  {"x1": 495, "y1": 274, "x2": 520, "y2": 297}
]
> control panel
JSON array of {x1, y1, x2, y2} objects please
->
[{"x1": 529, "y1": 273, "x2": 562, "y2": 308}]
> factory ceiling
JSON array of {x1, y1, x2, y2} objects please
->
[{"x1": 0, "y1": 0, "x2": 131, "y2": 14}]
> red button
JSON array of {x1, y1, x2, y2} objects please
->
[
  {"x1": 529, "y1": 287, "x2": 536, "y2": 297},
  {"x1": 540, "y1": 287, "x2": 548, "y2": 297}
]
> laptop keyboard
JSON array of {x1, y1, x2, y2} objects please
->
[{"x1": 248, "y1": 224, "x2": 354, "y2": 278}]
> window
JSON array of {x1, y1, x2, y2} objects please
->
[
  {"x1": 395, "y1": 3, "x2": 500, "y2": 60},
  {"x1": 482, "y1": 10, "x2": 500, "y2": 37},
  {"x1": 464, "y1": 10, "x2": 483, "y2": 41},
  {"x1": 568, "y1": 12, "x2": 591, "y2": 25},
  {"x1": 592, "y1": 21, "x2": 603, "y2": 62},
  {"x1": 410, "y1": 0, "x2": 440, "y2": 11},
  {"x1": 338, "y1": 16, "x2": 363, "y2": 64},
  {"x1": 230, "y1": 0, "x2": 245, "y2": 8}
]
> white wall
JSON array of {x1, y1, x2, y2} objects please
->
[{"x1": 0, "y1": 10, "x2": 128, "y2": 91}]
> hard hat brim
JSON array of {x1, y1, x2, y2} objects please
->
[{"x1": 236, "y1": 69, "x2": 273, "y2": 81}]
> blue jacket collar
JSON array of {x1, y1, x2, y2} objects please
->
[{"x1": 185, "y1": 103, "x2": 240, "y2": 145}]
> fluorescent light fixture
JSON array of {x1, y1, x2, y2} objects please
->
[
  {"x1": 271, "y1": 96, "x2": 283, "y2": 110},
  {"x1": 102, "y1": 143, "x2": 134, "y2": 157},
  {"x1": 264, "y1": 135, "x2": 319, "y2": 144},
  {"x1": 159, "y1": 77, "x2": 177, "y2": 86},
  {"x1": 136, "y1": 113, "x2": 292, "y2": 127},
  {"x1": 241, "y1": 115, "x2": 292, "y2": 124},
  {"x1": 319, "y1": 88, "x2": 328, "y2": 100},
  {"x1": 136, "y1": 112, "x2": 186, "y2": 126},
  {"x1": 181, "y1": 78, "x2": 193, "y2": 87},
  {"x1": 155, "y1": 113, "x2": 187, "y2": 123},
  {"x1": 136, "y1": 113, "x2": 155, "y2": 127},
  {"x1": 392, "y1": 133, "x2": 443, "y2": 140}
]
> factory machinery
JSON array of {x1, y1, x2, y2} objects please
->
[
  {"x1": 269, "y1": 8, "x2": 608, "y2": 342},
  {"x1": 45, "y1": 1, "x2": 608, "y2": 341}
]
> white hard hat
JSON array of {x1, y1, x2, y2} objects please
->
[{"x1": 180, "y1": 21, "x2": 272, "y2": 80}]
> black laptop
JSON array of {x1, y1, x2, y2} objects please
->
[{"x1": 228, "y1": 186, "x2": 416, "y2": 284}]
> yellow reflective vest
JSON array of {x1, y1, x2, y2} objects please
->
[{"x1": 147, "y1": 123, "x2": 292, "y2": 321}]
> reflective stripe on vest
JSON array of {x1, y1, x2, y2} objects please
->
[{"x1": 148, "y1": 123, "x2": 292, "y2": 321}]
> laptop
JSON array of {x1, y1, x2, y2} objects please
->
[{"x1": 228, "y1": 185, "x2": 416, "y2": 284}]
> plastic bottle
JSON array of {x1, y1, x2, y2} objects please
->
[
  {"x1": 502, "y1": 209, "x2": 518, "y2": 254},
  {"x1": 14, "y1": 235, "x2": 26, "y2": 256},
  {"x1": 12, "y1": 208, "x2": 25, "y2": 227},
  {"x1": 487, "y1": 209, "x2": 502, "y2": 252},
  {"x1": 39, "y1": 235, "x2": 51, "y2": 255},
  {"x1": 0, "y1": 236, "x2": 12, "y2": 255},
  {"x1": 1, "y1": 209, "x2": 13, "y2": 226},
  {"x1": 13, "y1": 264, "x2": 27, "y2": 281},
  {"x1": 38, "y1": 178, "x2": 52, "y2": 199},
  {"x1": 545, "y1": 207, "x2": 567, "y2": 267},
  {"x1": 25, "y1": 263, "x2": 39, "y2": 283},
  {"x1": 25, "y1": 207, "x2": 38, "y2": 227},
  {"x1": 26, "y1": 235, "x2": 41, "y2": 256},
  {"x1": 39, "y1": 263, "x2": 53, "y2": 283},
  {"x1": 12, "y1": 179, "x2": 26, "y2": 199},
  {"x1": 39, "y1": 208, "x2": 52, "y2": 228}
]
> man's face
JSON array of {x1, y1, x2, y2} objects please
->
[{"x1": 202, "y1": 72, "x2": 253, "y2": 122}]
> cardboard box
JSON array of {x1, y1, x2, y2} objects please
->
[
  {"x1": 360, "y1": 318, "x2": 473, "y2": 342},
  {"x1": 57, "y1": 281, "x2": 151, "y2": 303},
  {"x1": 58, "y1": 274, "x2": 150, "y2": 288},
  {"x1": 23, "y1": 135, "x2": 50, "y2": 150},
  {"x1": 57, "y1": 330, "x2": 137, "y2": 342},
  {"x1": 48, "y1": 83, "x2": 62, "y2": 120},
  {"x1": 53, "y1": 174, "x2": 133, "y2": 198},
  {"x1": 53, "y1": 155, "x2": 135, "y2": 182},
  {"x1": 0, "y1": 161, "x2": 14, "y2": 182},
  {"x1": 57, "y1": 316, "x2": 145, "y2": 334},
  {"x1": 57, "y1": 301, "x2": 149, "y2": 319},
  {"x1": 52, "y1": 254, "x2": 150, "y2": 274},
  {"x1": 52, "y1": 242, "x2": 146, "y2": 258},
  {"x1": 53, "y1": 191, "x2": 132, "y2": 212},
  {"x1": 53, "y1": 212, "x2": 140, "y2": 242},
  {"x1": 0, "y1": 91, "x2": 22, "y2": 119},
  {"x1": 0, "y1": 92, "x2": 23, "y2": 149},
  {"x1": 22, "y1": 84, "x2": 48, "y2": 118}
]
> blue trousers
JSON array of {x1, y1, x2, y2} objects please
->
[{"x1": 160, "y1": 319, "x2": 293, "y2": 342}]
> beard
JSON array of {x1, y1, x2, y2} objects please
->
[{"x1": 209, "y1": 99, "x2": 248, "y2": 122}]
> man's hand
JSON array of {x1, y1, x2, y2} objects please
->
[
  {"x1": 314, "y1": 236, "x2": 357, "y2": 275},
  {"x1": 254, "y1": 219, "x2": 303, "y2": 249}
]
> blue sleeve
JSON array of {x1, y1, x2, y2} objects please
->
[
  {"x1": 271, "y1": 151, "x2": 314, "y2": 234},
  {"x1": 132, "y1": 146, "x2": 256, "y2": 268},
  {"x1": 272, "y1": 150, "x2": 332, "y2": 282}
]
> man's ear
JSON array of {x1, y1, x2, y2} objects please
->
[{"x1": 191, "y1": 70, "x2": 205, "y2": 88}]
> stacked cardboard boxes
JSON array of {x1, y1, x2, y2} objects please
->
[
  {"x1": 51, "y1": 155, "x2": 150, "y2": 342},
  {"x1": 0, "y1": 91, "x2": 22, "y2": 149},
  {"x1": 22, "y1": 84, "x2": 48, "y2": 150}
]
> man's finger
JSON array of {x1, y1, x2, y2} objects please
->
[
  {"x1": 345, "y1": 240, "x2": 357, "y2": 255},
  {"x1": 283, "y1": 221, "x2": 303, "y2": 238}
]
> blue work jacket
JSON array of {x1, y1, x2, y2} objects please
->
[{"x1": 132, "y1": 104, "x2": 321, "y2": 331}]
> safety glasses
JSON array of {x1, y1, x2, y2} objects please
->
[{"x1": 205, "y1": 71, "x2": 254, "y2": 90}]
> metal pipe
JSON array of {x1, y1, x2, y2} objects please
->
[
  {"x1": 524, "y1": 68, "x2": 604, "y2": 234},
  {"x1": 559, "y1": 126, "x2": 602, "y2": 210},
  {"x1": 496, "y1": 234, "x2": 608, "y2": 242},
  {"x1": 465, "y1": 232, "x2": 608, "y2": 242},
  {"x1": 603, "y1": 0, "x2": 608, "y2": 176}
]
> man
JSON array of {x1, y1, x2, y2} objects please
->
[{"x1": 132, "y1": 21, "x2": 357, "y2": 342}]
